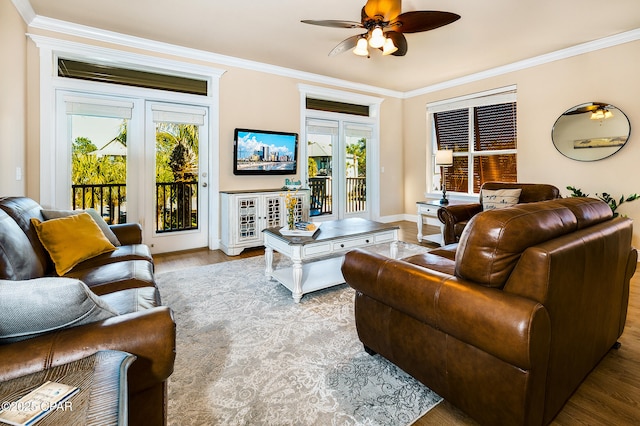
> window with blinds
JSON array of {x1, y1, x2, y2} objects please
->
[
  {"x1": 58, "y1": 58, "x2": 208, "y2": 96},
  {"x1": 431, "y1": 91, "x2": 517, "y2": 194}
]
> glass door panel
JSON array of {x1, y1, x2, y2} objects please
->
[
  {"x1": 306, "y1": 119, "x2": 337, "y2": 218},
  {"x1": 66, "y1": 99, "x2": 132, "y2": 223},
  {"x1": 145, "y1": 103, "x2": 208, "y2": 253},
  {"x1": 344, "y1": 123, "x2": 370, "y2": 216},
  {"x1": 305, "y1": 119, "x2": 371, "y2": 220}
]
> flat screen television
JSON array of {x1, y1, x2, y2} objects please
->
[{"x1": 233, "y1": 128, "x2": 298, "y2": 175}]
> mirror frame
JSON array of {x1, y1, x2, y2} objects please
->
[{"x1": 551, "y1": 102, "x2": 631, "y2": 162}]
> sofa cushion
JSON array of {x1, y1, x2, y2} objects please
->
[
  {"x1": 481, "y1": 188, "x2": 522, "y2": 211},
  {"x1": 31, "y1": 213, "x2": 116, "y2": 276},
  {"x1": 42, "y1": 208, "x2": 121, "y2": 246},
  {"x1": 0, "y1": 210, "x2": 47, "y2": 280},
  {"x1": 101, "y1": 287, "x2": 159, "y2": 314},
  {"x1": 456, "y1": 201, "x2": 578, "y2": 288},
  {"x1": 65, "y1": 260, "x2": 158, "y2": 301},
  {"x1": 0, "y1": 278, "x2": 118, "y2": 344}
]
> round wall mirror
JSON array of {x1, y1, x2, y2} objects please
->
[{"x1": 551, "y1": 102, "x2": 630, "y2": 161}]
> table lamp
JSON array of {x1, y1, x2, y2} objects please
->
[{"x1": 435, "y1": 149, "x2": 454, "y2": 205}]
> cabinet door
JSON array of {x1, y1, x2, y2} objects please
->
[
  {"x1": 235, "y1": 195, "x2": 262, "y2": 244},
  {"x1": 264, "y1": 194, "x2": 284, "y2": 229}
]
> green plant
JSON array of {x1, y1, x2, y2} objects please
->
[{"x1": 566, "y1": 186, "x2": 640, "y2": 217}]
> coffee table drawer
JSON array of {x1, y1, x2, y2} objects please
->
[
  {"x1": 331, "y1": 236, "x2": 374, "y2": 251},
  {"x1": 303, "y1": 243, "x2": 332, "y2": 256},
  {"x1": 373, "y1": 230, "x2": 397, "y2": 243}
]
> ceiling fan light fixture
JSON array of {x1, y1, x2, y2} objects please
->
[
  {"x1": 382, "y1": 37, "x2": 398, "y2": 55},
  {"x1": 353, "y1": 37, "x2": 370, "y2": 56},
  {"x1": 368, "y1": 26, "x2": 385, "y2": 48}
]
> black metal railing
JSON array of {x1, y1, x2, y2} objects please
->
[
  {"x1": 72, "y1": 183, "x2": 127, "y2": 224},
  {"x1": 309, "y1": 176, "x2": 366, "y2": 215},
  {"x1": 309, "y1": 177, "x2": 332, "y2": 216},
  {"x1": 72, "y1": 182, "x2": 199, "y2": 232},
  {"x1": 155, "y1": 181, "x2": 198, "y2": 233}
]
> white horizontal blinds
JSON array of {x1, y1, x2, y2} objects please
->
[
  {"x1": 306, "y1": 119, "x2": 338, "y2": 136},
  {"x1": 151, "y1": 104, "x2": 206, "y2": 125},
  {"x1": 344, "y1": 123, "x2": 373, "y2": 140},
  {"x1": 427, "y1": 87, "x2": 517, "y2": 113},
  {"x1": 64, "y1": 97, "x2": 133, "y2": 119}
]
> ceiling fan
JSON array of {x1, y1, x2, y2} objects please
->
[{"x1": 301, "y1": 0, "x2": 460, "y2": 57}]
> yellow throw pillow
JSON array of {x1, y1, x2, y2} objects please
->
[{"x1": 31, "y1": 213, "x2": 116, "y2": 276}]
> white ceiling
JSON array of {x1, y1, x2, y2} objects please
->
[{"x1": 24, "y1": 0, "x2": 640, "y2": 93}]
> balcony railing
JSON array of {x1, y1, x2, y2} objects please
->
[
  {"x1": 72, "y1": 183, "x2": 126, "y2": 225},
  {"x1": 308, "y1": 176, "x2": 366, "y2": 216},
  {"x1": 72, "y1": 182, "x2": 198, "y2": 232}
]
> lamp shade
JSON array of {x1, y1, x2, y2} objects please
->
[
  {"x1": 353, "y1": 38, "x2": 369, "y2": 56},
  {"x1": 435, "y1": 149, "x2": 453, "y2": 166}
]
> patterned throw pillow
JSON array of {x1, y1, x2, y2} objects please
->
[{"x1": 482, "y1": 188, "x2": 522, "y2": 211}]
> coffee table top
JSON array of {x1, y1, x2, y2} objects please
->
[{"x1": 263, "y1": 218, "x2": 398, "y2": 245}]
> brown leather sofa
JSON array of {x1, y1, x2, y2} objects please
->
[
  {"x1": 0, "y1": 196, "x2": 175, "y2": 426},
  {"x1": 437, "y1": 181, "x2": 561, "y2": 245},
  {"x1": 342, "y1": 197, "x2": 637, "y2": 426}
]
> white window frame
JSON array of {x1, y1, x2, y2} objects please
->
[
  {"x1": 426, "y1": 86, "x2": 517, "y2": 198},
  {"x1": 29, "y1": 34, "x2": 225, "y2": 250},
  {"x1": 298, "y1": 84, "x2": 383, "y2": 220}
]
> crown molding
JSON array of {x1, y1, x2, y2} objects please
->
[
  {"x1": 18, "y1": 0, "x2": 640, "y2": 100},
  {"x1": 11, "y1": 0, "x2": 36, "y2": 24},
  {"x1": 27, "y1": 15, "x2": 404, "y2": 99},
  {"x1": 404, "y1": 28, "x2": 640, "y2": 99}
]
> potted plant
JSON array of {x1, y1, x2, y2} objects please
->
[{"x1": 566, "y1": 186, "x2": 639, "y2": 217}]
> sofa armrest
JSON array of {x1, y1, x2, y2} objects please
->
[
  {"x1": 110, "y1": 223, "x2": 143, "y2": 245},
  {"x1": 437, "y1": 203, "x2": 483, "y2": 244},
  {"x1": 0, "y1": 306, "x2": 175, "y2": 394},
  {"x1": 342, "y1": 249, "x2": 550, "y2": 370}
]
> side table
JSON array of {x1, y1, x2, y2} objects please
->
[
  {"x1": 417, "y1": 198, "x2": 470, "y2": 245},
  {"x1": 0, "y1": 350, "x2": 136, "y2": 426}
]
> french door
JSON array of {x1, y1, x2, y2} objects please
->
[
  {"x1": 305, "y1": 118, "x2": 372, "y2": 220},
  {"x1": 58, "y1": 92, "x2": 209, "y2": 253}
]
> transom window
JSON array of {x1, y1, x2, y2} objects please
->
[{"x1": 429, "y1": 88, "x2": 517, "y2": 195}]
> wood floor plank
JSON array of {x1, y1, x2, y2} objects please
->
[{"x1": 155, "y1": 220, "x2": 640, "y2": 425}]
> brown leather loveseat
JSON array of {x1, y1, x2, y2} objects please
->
[
  {"x1": 342, "y1": 197, "x2": 636, "y2": 425},
  {"x1": 0, "y1": 196, "x2": 175, "y2": 426},
  {"x1": 437, "y1": 181, "x2": 561, "y2": 245}
]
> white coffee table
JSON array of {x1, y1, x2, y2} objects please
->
[{"x1": 263, "y1": 218, "x2": 399, "y2": 303}]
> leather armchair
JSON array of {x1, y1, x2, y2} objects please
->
[
  {"x1": 343, "y1": 197, "x2": 636, "y2": 425},
  {"x1": 437, "y1": 181, "x2": 561, "y2": 244}
]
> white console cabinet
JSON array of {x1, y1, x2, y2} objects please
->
[{"x1": 220, "y1": 189, "x2": 309, "y2": 255}]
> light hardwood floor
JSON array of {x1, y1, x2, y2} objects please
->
[{"x1": 154, "y1": 221, "x2": 640, "y2": 425}]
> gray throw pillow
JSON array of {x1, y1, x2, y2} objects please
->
[
  {"x1": 0, "y1": 278, "x2": 119, "y2": 343},
  {"x1": 41, "y1": 208, "x2": 121, "y2": 246}
]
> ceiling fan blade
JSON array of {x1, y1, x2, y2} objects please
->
[
  {"x1": 328, "y1": 34, "x2": 363, "y2": 56},
  {"x1": 391, "y1": 11, "x2": 460, "y2": 33},
  {"x1": 364, "y1": 0, "x2": 401, "y2": 21},
  {"x1": 384, "y1": 31, "x2": 407, "y2": 56},
  {"x1": 301, "y1": 20, "x2": 364, "y2": 29}
]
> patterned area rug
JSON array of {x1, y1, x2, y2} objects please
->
[{"x1": 156, "y1": 242, "x2": 442, "y2": 425}]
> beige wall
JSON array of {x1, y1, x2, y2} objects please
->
[
  {"x1": 0, "y1": 1, "x2": 27, "y2": 196},
  {"x1": 403, "y1": 40, "x2": 640, "y2": 246},
  {"x1": 5, "y1": 1, "x2": 640, "y2": 244},
  {"x1": 218, "y1": 68, "x2": 305, "y2": 191}
]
